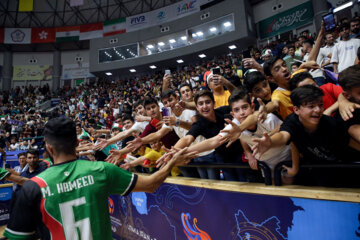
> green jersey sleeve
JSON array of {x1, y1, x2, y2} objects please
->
[
  {"x1": 104, "y1": 162, "x2": 137, "y2": 196},
  {"x1": 0, "y1": 168, "x2": 10, "y2": 181}
]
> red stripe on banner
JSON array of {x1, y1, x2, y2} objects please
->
[
  {"x1": 103, "y1": 29, "x2": 126, "y2": 37},
  {"x1": 80, "y1": 22, "x2": 103, "y2": 33},
  {"x1": 32, "y1": 177, "x2": 66, "y2": 240},
  {"x1": 56, "y1": 25, "x2": 80, "y2": 33},
  {"x1": 0, "y1": 28, "x2": 4, "y2": 43}
]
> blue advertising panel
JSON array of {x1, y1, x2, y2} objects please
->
[
  {"x1": 109, "y1": 183, "x2": 360, "y2": 240},
  {"x1": 0, "y1": 186, "x2": 13, "y2": 226}
]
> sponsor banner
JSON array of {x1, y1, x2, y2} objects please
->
[
  {"x1": 126, "y1": 0, "x2": 201, "y2": 32},
  {"x1": 110, "y1": 182, "x2": 360, "y2": 240},
  {"x1": 61, "y1": 63, "x2": 94, "y2": 80},
  {"x1": 0, "y1": 186, "x2": 12, "y2": 226},
  {"x1": 125, "y1": 12, "x2": 151, "y2": 32},
  {"x1": 4, "y1": 28, "x2": 31, "y2": 44},
  {"x1": 31, "y1": 28, "x2": 56, "y2": 43},
  {"x1": 13, "y1": 65, "x2": 52, "y2": 81},
  {"x1": 258, "y1": 1, "x2": 314, "y2": 39}
]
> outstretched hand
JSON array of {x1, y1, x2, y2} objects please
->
[
  {"x1": 251, "y1": 132, "x2": 272, "y2": 159},
  {"x1": 93, "y1": 138, "x2": 108, "y2": 150},
  {"x1": 105, "y1": 149, "x2": 124, "y2": 165},
  {"x1": 169, "y1": 147, "x2": 198, "y2": 166},
  {"x1": 127, "y1": 135, "x2": 143, "y2": 151},
  {"x1": 219, "y1": 119, "x2": 242, "y2": 148},
  {"x1": 257, "y1": 98, "x2": 267, "y2": 123}
]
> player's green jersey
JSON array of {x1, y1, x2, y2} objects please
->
[{"x1": 4, "y1": 159, "x2": 137, "y2": 240}]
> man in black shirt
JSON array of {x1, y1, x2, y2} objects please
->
[
  {"x1": 224, "y1": 65, "x2": 242, "y2": 88},
  {"x1": 172, "y1": 90, "x2": 246, "y2": 181}
]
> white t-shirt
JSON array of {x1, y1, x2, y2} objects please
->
[
  {"x1": 331, "y1": 38, "x2": 360, "y2": 73},
  {"x1": 303, "y1": 53, "x2": 324, "y2": 78},
  {"x1": 130, "y1": 121, "x2": 148, "y2": 133},
  {"x1": 317, "y1": 45, "x2": 334, "y2": 68},
  {"x1": 219, "y1": 114, "x2": 291, "y2": 170}
]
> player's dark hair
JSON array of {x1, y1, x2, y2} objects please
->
[
  {"x1": 43, "y1": 117, "x2": 77, "y2": 155},
  {"x1": 289, "y1": 72, "x2": 314, "y2": 91},
  {"x1": 290, "y1": 85, "x2": 324, "y2": 107}
]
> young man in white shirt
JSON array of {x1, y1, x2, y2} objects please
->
[{"x1": 331, "y1": 23, "x2": 360, "y2": 73}]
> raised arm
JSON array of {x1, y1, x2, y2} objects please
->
[{"x1": 308, "y1": 22, "x2": 325, "y2": 62}]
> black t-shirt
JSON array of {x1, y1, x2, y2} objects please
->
[
  {"x1": 280, "y1": 113, "x2": 349, "y2": 163},
  {"x1": 187, "y1": 106, "x2": 243, "y2": 162},
  {"x1": 227, "y1": 74, "x2": 242, "y2": 88}
]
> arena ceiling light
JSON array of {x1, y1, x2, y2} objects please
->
[
  {"x1": 158, "y1": 42, "x2": 165, "y2": 46},
  {"x1": 169, "y1": 39, "x2": 176, "y2": 43},
  {"x1": 181, "y1": 36, "x2": 187, "y2": 40},
  {"x1": 105, "y1": 72, "x2": 112, "y2": 76},
  {"x1": 223, "y1": 21, "x2": 232, "y2": 27},
  {"x1": 209, "y1": 27, "x2": 217, "y2": 32},
  {"x1": 129, "y1": 69, "x2": 136, "y2": 72},
  {"x1": 196, "y1": 31, "x2": 204, "y2": 36},
  {"x1": 228, "y1": 45, "x2": 237, "y2": 49},
  {"x1": 198, "y1": 54, "x2": 206, "y2": 58},
  {"x1": 147, "y1": 44, "x2": 154, "y2": 49},
  {"x1": 177, "y1": 59, "x2": 184, "y2": 63},
  {"x1": 333, "y1": 1, "x2": 353, "y2": 13},
  {"x1": 149, "y1": 65, "x2": 157, "y2": 69}
]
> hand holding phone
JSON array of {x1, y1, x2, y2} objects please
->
[{"x1": 211, "y1": 67, "x2": 221, "y2": 75}]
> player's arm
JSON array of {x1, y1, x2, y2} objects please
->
[{"x1": 133, "y1": 148, "x2": 197, "y2": 193}]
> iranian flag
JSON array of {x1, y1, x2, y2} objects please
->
[
  {"x1": 31, "y1": 28, "x2": 55, "y2": 43},
  {"x1": 56, "y1": 26, "x2": 80, "y2": 42},
  {"x1": 0, "y1": 28, "x2": 4, "y2": 43},
  {"x1": 103, "y1": 18, "x2": 126, "y2": 37},
  {"x1": 80, "y1": 23, "x2": 103, "y2": 40}
]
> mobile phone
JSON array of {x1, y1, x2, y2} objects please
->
[
  {"x1": 211, "y1": 67, "x2": 221, "y2": 75},
  {"x1": 150, "y1": 118, "x2": 160, "y2": 127},
  {"x1": 165, "y1": 69, "x2": 171, "y2": 75},
  {"x1": 322, "y1": 13, "x2": 336, "y2": 31},
  {"x1": 242, "y1": 49, "x2": 251, "y2": 59},
  {"x1": 162, "y1": 107, "x2": 171, "y2": 117}
]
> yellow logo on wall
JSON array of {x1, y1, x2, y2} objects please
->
[{"x1": 13, "y1": 65, "x2": 53, "y2": 81}]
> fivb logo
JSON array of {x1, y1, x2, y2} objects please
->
[
  {"x1": 130, "y1": 15, "x2": 146, "y2": 26},
  {"x1": 177, "y1": 0, "x2": 197, "y2": 15}
]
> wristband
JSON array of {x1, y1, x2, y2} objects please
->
[{"x1": 176, "y1": 119, "x2": 181, "y2": 126}]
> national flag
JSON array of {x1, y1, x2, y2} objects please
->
[
  {"x1": 0, "y1": 28, "x2": 4, "y2": 43},
  {"x1": 80, "y1": 23, "x2": 103, "y2": 40},
  {"x1": 103, "y1": 18, "x2": 126, "y2": 37},
  {"x1": 4, "y1": 28, "x2": 31, "y2": 44},
  {"x1": 31, "y1": 28, "x2": 55, "y2": 43},
  {"x1": 70, "y1": 0, "x2": 84, "y2": 7},
  {"x1": 18, "y1": 0, "x2": 33, "y2": 12},
  {"x1": 56, "y1": 26, "x2": 80, "y2": 42}
]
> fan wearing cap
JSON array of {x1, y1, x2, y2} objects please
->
[
  {"x1": 4, "y1": 117, "x2": 197, "y2": 240},
  {"x1": 206, "y1": 68, "x2": 236, "y2": 108},
  {"x1": 261, "y1": 49, "x2": 273, "y2": 63}
]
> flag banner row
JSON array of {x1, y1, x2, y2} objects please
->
[{"x1": 0, "y1": 0, "x2": 212, "y2": 44}]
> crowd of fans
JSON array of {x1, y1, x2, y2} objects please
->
[{"x1": 2, "y1": 16, "x2": 360, "y2": 188}]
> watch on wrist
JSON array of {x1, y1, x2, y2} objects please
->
[{"x1": 176, "y1": 119, "x2": 181, "y2": 126}]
